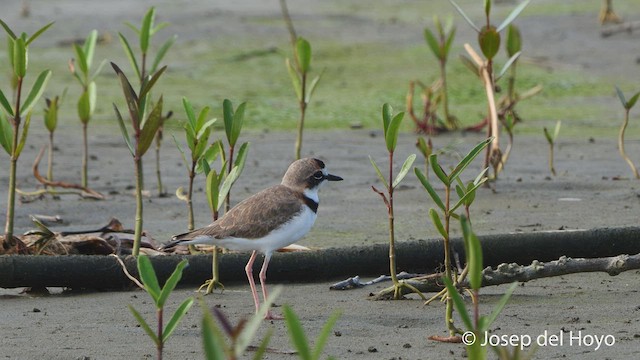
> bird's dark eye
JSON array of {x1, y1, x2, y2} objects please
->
[{"x1": 313, "y1": 171, "x2": 324, "y2": 180}]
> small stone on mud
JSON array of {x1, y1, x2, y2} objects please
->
[
  {"x1": 334, "y1": 331, "x2": 342, "y2": 337},
  {"x1": 368, "y1": 346, "x2": 377, "y2": 353},
  {"x1": 32, "y1": 308, "x2": 41, "y2": 313},
  {"x1": 403, "y1": 343, "x2": 411, "y2": 348}
]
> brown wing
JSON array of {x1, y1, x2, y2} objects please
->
[{"x1": 177, "y1": 185, "x2": 304, "y2": 240}]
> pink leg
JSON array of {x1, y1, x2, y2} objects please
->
[
  {"x1": 260, "y1": 253, "x2": 283, "y2": 320},
  {"x1": 244, "y1": 251, "x2": 261, "y2": 314}
]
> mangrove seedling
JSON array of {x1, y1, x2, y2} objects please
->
[
  {"x1": 127, "y1": 256, "x2": 194, "y2": 360},
  {"x1": 0, "y1": 20, "x2": 53, "y2": 243},
  {"x1": 198, "y1": 138, "x2": 249, "y2": 294},
  {"x1": 370, "y1": 103, "x2": 422, "y2": 300},
  {"x1": 615, "y1": 86, "x2": 640, "y2": 179},
  {"x1": 442, "y1": 215, "x2": 520, "y2": 358},
  {"x1": 452, "y1": 0, "x2": 530, "y2": 177},
  {"x1": 119, "y1": 6, "x2": 176, "y2": 196},
  {"x1": 111, "y1": 62, "x2": 166, "y2": 256},
  {"x1": 406, "y1": 80, "x2": 442, "y2": 134},
  {"x1": 543, "y1": 121, "x2": 561, "y2": 176},
  {"x1": 69, "y1": 29, "x2": 106, "y2": 188},
  {"x1": 283, "y1": 305, "x2": 341, "y2": 360},
  {"x1": 424, "y1": 15, "x2": 457, "y2": 130},
  {"x1": 201, "y1": 286, "x2": 281, "y2": 360},
  {"x1": 285, "y1": 37, "x2": 323, "y2": 160},
  {"x1": 415, "y1": 136, "x2": 433, "y2": 179},
  {"x1": 174, "y1": 97, "x2": 216, "y2": 231},
  {"x1": 43, "y1": 89, "x2": 67, "y2": 183},
  {"x1": 414, "y1": 137, "x2": 491, "y2": 339},
  {"x1": 222, "y1": 98, "x2": 248, "y2": 212}
]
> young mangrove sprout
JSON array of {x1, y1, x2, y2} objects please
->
[
  {"x1": 111, "y1": 62, "x2": 166, "y2": 256},
  {"x1": 69, "y1": 29, "x2": 106, "y2": 188},
  {"x1": 415, "y1": 137, "x2": 491, "y2": 339},
  {"x1": 370, "y1": 103, "x2": 422, "y2": 300},
  {"x1": 0, "y1": 20, "x2": 53, "y2": 244},
  {"x1": 543, "y1": 121, "x2": 561, "y2": 176}
]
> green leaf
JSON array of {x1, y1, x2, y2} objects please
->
[
  {"x1": 162, "y1": 297, "x2": 194, "y2": 343},
  {"x1": 193, "y1": 128, "x2": 210, "y2": 160},
  {"x1": 286, "y1": 58, "x2": 302, "y2": 101},
  {"x1": 202, "y1": 314, "x2": 227, "y2": 360},
  {"x1": 305, "y1": 71, "x2": 323, "y2": 104},
  {"x1": 77, "y1": 89, "x2": 91, "y2": 123},
  {"x1": 381, "y1": 103, "x2": 392, "y2": 135},
  {"x1": 235, "y1": 286, "x2": 283, "y2": 357},
  {"x1": 392, "y1": 153, "x2": 416, "y2": 188},
  {"x1": 283, "y1": 305, "x2": 311, "y2": 360},
  {"x1": 295, "y1": 37, "x2": 312, "y2": 73},
  {"x1": 553, "y1": 120, "x2": 561, "y2": 140},
  {"x1": 195, "y1": 105, "x2": 213, "y2": 133},
  {"x1": 415, "y1": 167, "x2": 445, "y2": 211},
  {"x1": 25, "y1": 21, "x2": 54, "y2": 46},
  {"x1": 443, "y1": 27, "x2": 456, "y2": 58},
  {"x1": 385, "y1": 112, "x2": 404, "y2": 152},
  {"x1": 311, "y1": 310, "x2": 342, "y2": 360},
  {"x1": 137, "y1": 255, "x2": 161, "y2": 302},
  {"x1": 451, "y1": 178, "x2": 487, "y2": 213},
  {"x1": 140, "y1": 7, "x2": 155, "y2": 53},
  {"x1": 505, "y1": 24, "x2": 521, "y2": 57},
  {"x1": 218, "y1": 166, "x2": 240, "y2": 211},
  {"x1": 112, "y1": 62, "x2": 140, "y2": 130},
  {"x1": 0, "y1": 112, "x2": 12, "y2": 154},
  {"x1": 83, "y1": 30, "x2": 98, "y2": 68},
  {"x1": 15, "y1": 111, "x2": 30, "y2": 157},
  {"x1": 429, "y1": 154, "x2": 450, "y2": 186},
  {"x1": 449, "y1": 0, "x2": 480, "y2": 32},
  {"x1": 196, "y1": 118, "x2": 215, "y2": 140},
  {"x1": 424, "y1": 27, "x2": 442, "y2": 60},
  {"x1": 484, "y1": 0, "x2": 491, "y2": 18},
  {"x1": 543, "y1": 127, "x2": 552, "y2": 144},
  {"x1": 182, "y1": 97, "x2": 197, "y2": 133},
  {"x1": 13, "y1": 37, "x2": 26, "y2": 78},
  {"x1": 196, "y1": 143, "x2": 222, "y2": 174},
  {"x1": 73, "y1": 43, "x2": 88, "y2": 77},
  {"x1": 113, "y1": 104, "x2": 135, "y2": 156},
  {"x1": 118, "y1": 33, "x2": 141, "y2": 80},
  {"x1": 615, "y1": 86, "x2": 627, "y2": 107},
  {"x1": 139, "y1": 66, "x2": 167, "y2": 102},
  {"x1": 157, "y1": 259, "x2": 189, "y2": 307},
  {"x1": 429, "y1": 208, "x2": 448, "y2": 239},
  {"x1": 128, "y1": 305, "x2": 160, "y2": 345},
  {"x1": 231, "y1": 102, "x2": 246, "y2": 146},
  {"x1": 233, "y1": 141, "x2": 250, "y2": 172},
  {"x1": 369, "y1": 156, "x2": 389, "y2": 190},
  {"x1": 222, "y1": 99, "x2": 234, "y2": 144},
  {"x1": 459, "y1": 54, "x2": 480, "y2": 77},
  {"x1": 442, "y1": 277, "x2": 474, "y2": 330},
  {"x1": 461, "y1": 215, "x2": 483, "y2": 290},
  {"x1": 20, "y1": 69, "x2": 51, "y2": 115},
  {"x1": 448, "y1": 137, "x2": 492, "y2": 182},
  {"x1": 483, "y1": 282, "x2": 518, "y2": 332},
  {"x1": 151, "y1": 35, "x2": 176, "y2": 73},
  {"x1": 0, "y1": 19, "x2": 17, "y2": 39},
  {"x1": 497, "y1": 0, "x2": 531, "y2": 32},
  {"x1": 0, "y1": 89, "x2": 14, "y2": 116},
  {"x1": 44, "y1": 96, "x2": 58, "y2": 132},
  {"x1": 206, "y1": 168, "x2": 222, "y2": 212},
  {"x1": 89, "y1": 59, "x2": 107, "y2": 83},
  {"x1": 478, "y1": 26, "x2": 500, "y2": 60},
  {"x1": 628, "y1": 92, "x2": 640, "y2": 110},
  {"x1": 88, "y1": 81, "x2": 97, "y2": 115},
  {"x1": 498, "y1": 51, "x2": 521, "y2": 79},
  {"x1": 252, "y1": 328, "x2": 273, "y2": 360},
  {"x1": 138, "y1": 96, "x2": 164, "y2": 156}
]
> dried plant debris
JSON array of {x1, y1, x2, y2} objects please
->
[{"x1": 0, "y1": 217, "x2": 163, "y2": 256}]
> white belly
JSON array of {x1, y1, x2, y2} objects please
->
[{"x1": 216, "y1": 206, "x2": 317, "y2": 254}]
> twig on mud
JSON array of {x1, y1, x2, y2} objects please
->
[
  {"x1": 110, "y1": 254, "x2": 145, "y2": 290},
  {"x1": 339, "y1": 253, "x2": 640, "y2": 299},
  {"x1": 329, "y1": 271, "x2": 422, "y2": 290},
  {"x1": 31, "y1": 145, "x2": 105, "y2": 199}
]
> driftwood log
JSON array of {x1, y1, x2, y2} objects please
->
[{"x1": 1, "y1": 226, "x2": 640, "y2": 289}]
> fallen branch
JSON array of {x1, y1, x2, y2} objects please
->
[
  {"x1": 369, "y1": 253, "x2": 640, "y2": 300},
  {"x1": 31, "y1": 145, "x2": 105, "y2": 199}
]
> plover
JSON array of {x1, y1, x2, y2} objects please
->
[{"x1": 163, "y1": 157, "x2": 342, "y2": 319}]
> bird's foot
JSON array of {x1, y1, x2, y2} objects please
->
[
  {"x1": 197, "y1": 278, "x2": 225, "y2": 295},
  {"x1": 264, "y1": 311, "x2": 284, "y2": 320}
]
